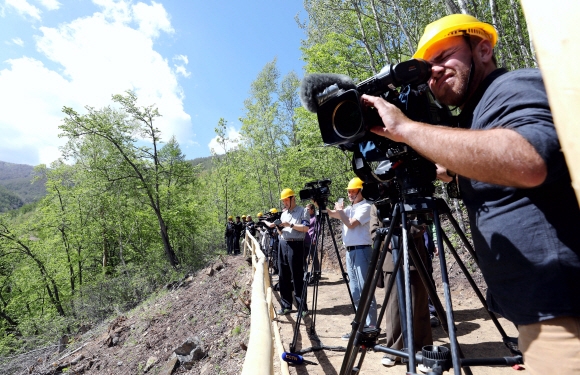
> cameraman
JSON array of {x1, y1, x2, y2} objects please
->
[
  {"x1": 362, "y1": 14, "x2": 580, "y2": 373},
  {"x1": 327, "y1": 177, "x2": 377, "y2": 336},
  {"x1": 265, "y1": 189, "x2": 310, "y2": 317}
]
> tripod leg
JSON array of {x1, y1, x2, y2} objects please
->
[
  {"x1": 325, "y1": 213, "x2": 357, "y2": 312},
  {"x1": 440, "y1": 230, "x2": 511, "y2": 340},
  {"x1": 433, "y1": 208, "x2": 462, "y2": 375},
  {"x1": 400, "y1": 208, "x2": 417, "y2": 372}
]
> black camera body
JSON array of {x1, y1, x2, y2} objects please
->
[
  {"x1": 299, "y1": 179, "x2": 331, "y2": 202},
  {"x1": 301, "y1": 59, "x2": 453, "y2": 203},
  {"x1": 315, "y1": 59, "x2": 433, "y2": 146},
  {"x1": 256, "y1": 211, "x2": 282, "y2": 229}
]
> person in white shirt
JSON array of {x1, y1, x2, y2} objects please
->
[{"x1": 328, "y1": 177, "x2": 377, "y2": 339}]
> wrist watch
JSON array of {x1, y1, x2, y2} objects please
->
[{"x1": 290, "y1": 223, "x2": 294, "y2": 228}]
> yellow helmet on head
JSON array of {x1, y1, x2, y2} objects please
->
[
  {"x1": 227, "y1": 215, "x2": 233, "y2": 220},
  {"x1": 413, "y1": 14, "x2": 498, "y2": 60},
  {"x1": 346, "y1": 177, "x2": 364, "y2": 190},
  {"x1": 270, "y1": 208, "x2": 278, "y2": 214},
  {"x1": 280, "y1": 188, "x2": 295, "y2": 200},
  {"x1": 257, "y1": 212, "x2": 263, "y2": 217},
  {"x1": 241, "y1": 215, "x2": 246, "y2": 219}
]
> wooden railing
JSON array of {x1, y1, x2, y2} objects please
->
[{"x1": 240, "y1": 231, "x2": 289, "y2": 375}]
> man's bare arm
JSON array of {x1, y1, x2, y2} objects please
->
[{"x1": 362, "y1": 94, "x2": 547, "y2": 188}]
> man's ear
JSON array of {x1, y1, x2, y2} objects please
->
[{"x1": 476, "y1": 38, "x2": 494, "y2": 63}]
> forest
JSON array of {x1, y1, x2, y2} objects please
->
[{"x1": 0, "y1": 0, "x2": 534, "y2": 357}]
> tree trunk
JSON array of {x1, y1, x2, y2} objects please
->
[
  {"x1": 352, "y1": 0, "x2": 378, "y2": 74},
  {"x1": 156, "y1": 211, "x2": 179, "y2": 268}
]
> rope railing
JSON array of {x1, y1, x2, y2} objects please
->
[{"x1": 240, "y1": 231, "x2": 289, "y2": 375}]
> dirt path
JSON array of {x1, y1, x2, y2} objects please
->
[{"x1": 273, "y1": 270, "x2": 523, "y2": 375}]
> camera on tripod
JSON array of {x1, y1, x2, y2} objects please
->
[
  {"x1": 315, "y1": 59, "x2": 433, "y2": 147},
  {"x1": 299, "y1": 179, "x2": 331, "y2": 203},
  {"x1": 301, "y1": 58, "x2": 453, "y2": 202}
]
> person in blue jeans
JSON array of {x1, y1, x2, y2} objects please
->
[{"x1": 328, "y1": 177, "x2": 377, "y2": 339}]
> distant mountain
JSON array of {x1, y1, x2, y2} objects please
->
[
  {"x1": 0, "y1": 161, "x2": 47, "y2": 212},
  {"x1": 188, "y1": 155, "x2": 217, "y2": 171}
]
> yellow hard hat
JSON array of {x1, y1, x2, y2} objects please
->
[
  {"x1": 413, "y1": 14, "x2": 498, "y2": 60},
  {"x1": 280, "y1": 188, "x2": 295, "y2": 200},
  {"x1": 227, "y1": 215, "x2": 233, "y2": 220},
  {"x1": 346, "y1": 177, "x2": 363, "y2": 190},
  {"x1": 241, "y1": 215, "x2": 246, "y2": 219},
  {"x1": 257, "y1": 212, "x2": 263, "y2": 217},
  {"x1": 270, "y1": 208, "x2": 278, "y2": 214}
]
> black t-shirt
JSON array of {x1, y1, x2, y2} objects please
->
[{"x1": 457, "y1": 68, "x2": 580, "y2": 325}]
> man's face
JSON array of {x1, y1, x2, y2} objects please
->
[
  {"x1": 282, "y1": 196, "x2": 293, "y2": 210},
  {"x1": 308, "y1": 207, "x2": 315, "y2": 216},
  {"x1": 424, "y1": 36, "x2": 473, "y2": 107},
  {"x1": 236, "y1": 218, "x2": 240, "y2": 222},
  {"x1": 347, "y1": 189, "x2": 360, "y2": 203}
]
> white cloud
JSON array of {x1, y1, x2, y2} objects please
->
[
  {"x1": 37, "y1": 0, "x2": 60, "y2": 11},
  {"x1": 208, "y1": 127, "x2": 241, "y2": 155},
  {"x1": 174, "y1": 54, "x2": 188, "y2": 64},
  {"x1": 5, "y1": 0, "x2": 41, "y2": 20},
  {"x1": 12, "y1": 37, "x2": 24, "y2": 46},
  {"x1": 132, "y1": 1, "x2": 173, "y2": 38},
  {"x1": 0, "y1": 0, "x2": 193, "y2": 166},
  {"x1": 173, "y1": 54, "x2": 190, "y2": 77}
]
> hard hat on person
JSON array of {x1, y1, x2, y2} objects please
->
[
  {"x1": 270, "y1": 208, "x2": 278, "y2": 214},
  {"x1": 257, "y1": 212, "x2": 263, "y2": 217},
  {"x1": 241, "y1": 215, "x2": 246, "y2": 219},
  {"x1": 413, "y1": 14, "x2": 498, "y2": 60},
  {"x1": 280, "y1": 188, "x2": 295, "y2": 200},
  {"x1": 346, "y1": 177, "x2": 364, "y2": 190},
  {"x1": 228, "y1": 215, "x2": 233, "y2": 220}
]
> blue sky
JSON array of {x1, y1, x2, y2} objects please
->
[{"x1": 0, "y1": 0, "x2": 306, "y2": 166}]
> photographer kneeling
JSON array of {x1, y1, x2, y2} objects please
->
[
  {"x1": 363, "y1": 14, "x2": 580, "y2": 374},
  {"x1": 265, "y1": 188, "x2": 310, "y2": 318},
  {"x1": 327, "y1": 177, "x2": 378, "y2": 337}
]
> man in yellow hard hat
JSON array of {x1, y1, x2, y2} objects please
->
[
  {"x1": 327, "y1": 178, "x2": 377, "y2": 337},
  {"x1": 362, "y1": 14, "x2": 580, "y2": 374},
  {"x1": 265, "y1": 188, "x2": 310, "y2": 318}
]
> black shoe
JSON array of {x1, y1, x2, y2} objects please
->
[{"x1": 430, "y1": 314, "x2": 440, "y2": 327}]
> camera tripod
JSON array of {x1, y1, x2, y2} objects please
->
[
  {"x1": 340, "y1": 196, "x2": 523, "y2": 375},
  {"x1": 289, "y1": 200, "x2": 356, "y2": 353}
]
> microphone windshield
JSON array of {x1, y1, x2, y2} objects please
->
[{"x1": 300, "y1": 73, "x2": 356, "y2": 113}]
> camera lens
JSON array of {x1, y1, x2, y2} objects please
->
[{"x1": 332, "y1": 99, "x2": 363, "y2": 139}]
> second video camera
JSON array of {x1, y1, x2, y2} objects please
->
[{"x1": 299, "y1": 179, "x2": 331, "y2": 202}]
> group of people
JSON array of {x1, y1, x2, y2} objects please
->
[
  {"x1": 226, "y1": 13, "x2": 580, "y2": 374},
  {"x1": 224, "y1": 214, "x2": 256, "y2": 255}
]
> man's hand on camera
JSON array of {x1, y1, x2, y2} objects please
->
[
  {"x1": 436, "y1": 164, "x2": 454, "y2": 183},
  {"x1": 361, "y1": 94, "x2": 412, "y2": 143}
]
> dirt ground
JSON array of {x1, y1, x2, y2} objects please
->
[
  {"x1": 273, "y1": 267, "x2": 523, "y2": 375},
  {"x1": 9, "y1": 255, "x2": 253, "y2": 375}
]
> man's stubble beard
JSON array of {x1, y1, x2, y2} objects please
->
[{"x1": 433, "y1": 67, "x2": 470, "y2": 107}]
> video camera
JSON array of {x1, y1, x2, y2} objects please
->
[
  {"x1": 299, "y1": 179, "x2": 331, "y2": 203},
  {"x1": 256, "y1": 211, "x2": 282, "y2": 229},
  {"x1": 300, "y1": 59, "x2": 453, "y2": 202}
]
